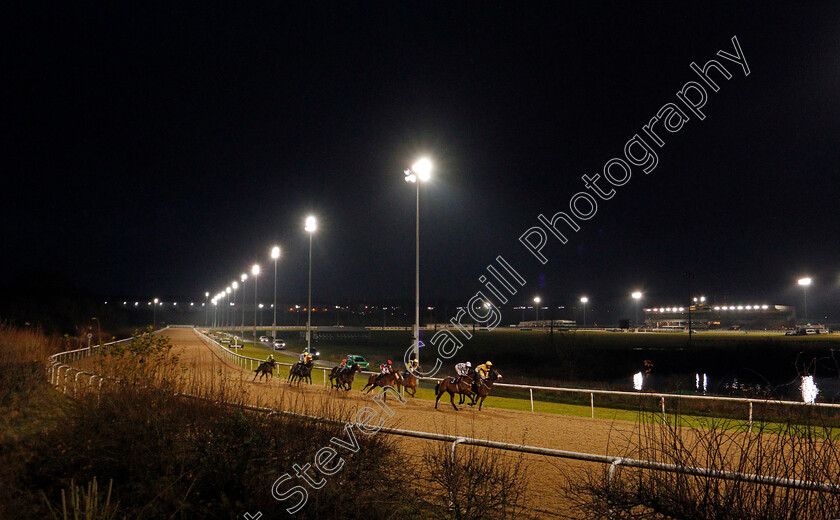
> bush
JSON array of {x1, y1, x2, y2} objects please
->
[
  {"x1": 563, "y1": 412, "x2": 840, "y2": 519},
  {"x1": 423, "y1": 441, "x2": 529, "y2": 519}
]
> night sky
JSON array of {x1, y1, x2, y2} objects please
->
[{"x1": 6, "y1": 3, "x2": 840, "y2": 324}]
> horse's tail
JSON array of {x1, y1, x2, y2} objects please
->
[{"x1": 434, "y1": 382, "x2": 440, "y2": 394}]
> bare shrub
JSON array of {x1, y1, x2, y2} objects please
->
[
  {"x1": 423, "y1": 441, "x2": 529, "y2": 520},
  {"x1": 564, "y1": 412, "x2": 840, "y2": 519}
]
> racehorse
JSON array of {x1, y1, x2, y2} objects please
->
[
  {"x1": 472, "y1": 368, "x2": 502, "y2": 411},
  {"x1": 253, "y1": 359, "x2": 277, "y2": 381},
  {"x1": 288, "y1": 360, "x2": 314, "y2": 386},
  {"x1": 434, "y1": 373, "x2": 475, "y2": 411},
  {"x1": 329, "y1": 364, "x2": 361, "y2": 391},
  {"x1": 397, "y1": 370, "x2": 419, "y2": 397},
  {"x1": 361, "y1": 371, "x2": 402, "y2": 399}
]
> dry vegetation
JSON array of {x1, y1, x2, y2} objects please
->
[{"x1": 0, "y1": 325, "x2": 532, "y2": 519}]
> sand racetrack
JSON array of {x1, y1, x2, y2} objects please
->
[{"x1": 156, "y1": 327, "x2": 650, "y2": 517}]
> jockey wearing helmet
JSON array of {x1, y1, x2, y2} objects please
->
[
  {"x1": 475, "y1": 361, "x2": 492, "y2": 379},
  {"x1": 405, "y1": 357, "x2": 419, "y2": 377},
  {"x1": 455, "y1": 361, "x2": 472, "y2": 377},
  {"x1": 375, "y1": 360, "x2": 394, "y2": 382}
]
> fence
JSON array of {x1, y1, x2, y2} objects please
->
[
  {"x1": 199, "y1": 329, "x2": 838, "y2": 431},
  {"x1": 45, "y1": 327, "x2": 840, "y2": 500}
]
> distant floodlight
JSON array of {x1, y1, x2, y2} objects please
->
[
  {"x1": 580, "y1": 297, "x2": 588, "y2": 303},
  {"x1": 271, "y1": 246, "x2": 280, "y2": 259},
  {"x1": 700, "y1": 296, "x2": 706, "y2": 302},
  {"x1": 534, "y1": 296, "x2": 541, "y2": 303},
  {"x1": 252, "y1": 264, "x2": 260, "y2": 276},
  {"x1": 241, "y1": 273, "x2": 248, "y2": 282},
  {"x1": 633, "y1": 372, "x2": 644, "y2": 391},
  {"x1": 798, "y1": 277, "x2": 812, "y2": 286},
  {"x1": 762, "y1": 305, "x2": 769, "y2": 309},
  {"x1": 801, "y1": 375, "x2": 819, "y2": 404},
  {"x1": 232, "y1": 281, "x2": 238, "y2": 289},
  {"x1": 632, "y1": 291, "x2": 642, "y2": 300}
]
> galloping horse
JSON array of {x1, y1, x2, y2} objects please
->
[
  {"x1": 397, "y1": 370, "x2": 419, "y2": 397},
  {"x1": 472, "y1": 368, "x2": 502, "y2": 411},
  {"x1": 288, "y1": 360, "x2": 314, "y2": 385},
  {"x1": 329, "y1": 364, "x2": 361, "y2": 391},
  {"x1": 434, "y1": 373, "x2": 475, "y2": 411},
  {"x1": 362, "y1": 371, "x2": 402, "y2": 399},
  {"x1": 253, "y1": 359, "x2": 277, "y2": 381}
]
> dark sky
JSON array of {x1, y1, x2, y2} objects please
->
[{"x1": 6, "y1": 2, "x2": 840, "y2": 323}]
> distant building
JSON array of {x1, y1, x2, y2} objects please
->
[{"x1": 643, "y1": 301, "x2": 796, "y2": 330}]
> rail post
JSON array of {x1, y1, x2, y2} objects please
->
[
  {"x1": 749, "y1": 401, "x2": 753, "y2": 433},
  {"x1": 530, "y1": 388, "x2": 534, "y2": 413},
  {"x1": 661, "y1": 396, "x2": 666, "y2": 425},
  {"x1": 591, "y1": 392, "x2": 595, "y2": 419}
]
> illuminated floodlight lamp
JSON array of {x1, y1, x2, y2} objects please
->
[
  {"x1": 241, "y1": 273, "x2": 248, "y2": 283},
  {"x1": 413, "y1": 158, "x2": 432, "y2": 181},
  {"x1": 700, "y1": 296, "x2": 706, "y2": 302},
  {"x1": 580, "y1": 297, "x2": 588, "y2": 303},
  {"x1": 714, "y1": 306, "x2": 720, "y2": 310},
  {"x1": 679, "y1": 307, "x2": 685, "y2": 312},
  {"x1": 232, "y1": 281, "x2": 238, "y2": 290},
  {"x1": 692, "y1": 297, "x2": 698, "y2": 302},
  {"x1": 746, "y1": 305, "x2": 752, "y2": 310},
  {"x1": 798, "y1": 277, "x2": 812, "y2": 286},
  {"x1": 762, "y1": 305, "x2": 769, "y2": 309},
  {"x1": 632, "y1": 292, "x2": 642, "y2": 300},
  {"x1": 252, "y1": 264, "x2": 260, "y2": 276},
  {"x1": 305, "y1": 216, "x2": 317, "y2": 233},
  {"x1": 271, "y1": 246, "x2": 280, "y2": 260},
  {"x1": 737, "y1": 306, "x2": 744, "y2": 310}
]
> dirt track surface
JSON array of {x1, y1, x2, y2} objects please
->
[{"x1": 156, "y1": 328, "x2": 649, "y2": 517}]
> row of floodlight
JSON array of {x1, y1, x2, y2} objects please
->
[{"x1": 646, "y1": 304, "x2": 772, "y2": 313}]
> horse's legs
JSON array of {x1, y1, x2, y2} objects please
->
[
  {"x1": 449, "y1": 390, "x2": 458, "y2": 411},
  {"x1": 434, "y1": 386, "x2": 443, "y2": 409},
  {"x1": 478, "y1": 396, "x2": 486, "y2": 411}
]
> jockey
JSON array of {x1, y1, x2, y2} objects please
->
[
  {"x1": 455, "y1": 361, "x2": 472, "y2": 377},
  {"x1": 473, "y1": 361, "x2": 492, "y2": 392},
  {"x1": 406, "y1": 357, "x2": 419, "y2": 376},
  {"x1": 298, "y1": 352, "x2": 307, "y2": 364},
  {"x1": 304, "y1": 353, "x2": 313, "y2": 364},
  {"x1": 375, "y1": 360, "x2": 394, "y2": 381},
  {"x1": 266, "y1": 353, "x2": 275, "y2": 363}
]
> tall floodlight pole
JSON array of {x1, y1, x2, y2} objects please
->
[
  {"x1": 632, "y1": 291, "x2": 643, "y2": 330},
  {"x1": 252, "y1": 264, "x2": 260, "y2": 342},
  {"x1": 212, "y1": 297, "x2": 217, "y2": 327},
  {"x1": 798, "y1": 277, "x2": 812, "y2": 322},
  {"x1": 271, "y1": 246, "x2": 280, "y2": 340},
  {"x1": 204, "y1": 292, "x2": 209, "y2": 327},
  {"x1": 153, "y1": 298, "x2": 159, "y2": 329},
  {"x1": 240, "y1": 273, "x2": 248, "y2": 339},
  {"x1": 305, "y1": 216, "x2": 317, "y2": 353},
  {"x1": 534, "y1": 296, "x2": 541, "y2": 322},
  {"x1": 225, "y1": 287, "x2": 231, "y2": 329},
  {"x1": 231, "y1": 282, "x2": 238, "y2": 333},
  {"x1": 404, "y1": 158, "x2": 431, "y2": 365},
  {"x1": 580, "y1": 297, "x2": 588, "y2": 328}
]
